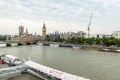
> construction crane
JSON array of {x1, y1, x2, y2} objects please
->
[{"x1": 87, "y1": 13, "x2": 92, "y2": 38}]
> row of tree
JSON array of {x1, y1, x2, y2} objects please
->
[
  {"x1": 46, "y1": 35, "x2": 120, "y2": 46},
  {"x1": 0, "y1": 35, "x2": 6, "y2": 41}
]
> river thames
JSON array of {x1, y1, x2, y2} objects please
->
[{"x1": 0, "y1": 45, "x2": 120, "y2": 80}]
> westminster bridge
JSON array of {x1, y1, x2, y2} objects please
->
[{"x1": 0, "y1": 40, "x2": 38, "y2": 47}]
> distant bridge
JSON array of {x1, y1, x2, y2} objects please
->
[{"x1": 0, "y1": 41, "x2": 38, "y2": 47}]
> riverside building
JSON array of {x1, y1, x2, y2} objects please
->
[{"x1": 112, "y1": 31, "x2": 120, "y2": 38}]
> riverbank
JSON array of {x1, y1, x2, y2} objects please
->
[
  {"x1": 41, "y1": 42, "x2": 120, "y2": 53},
  {"x1": 81, "y1": 44, "x2": 120, "y2": 53}
]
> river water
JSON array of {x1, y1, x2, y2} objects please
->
[{"x1": 0, "y1": 45, "x2": 120, "y2": 80}]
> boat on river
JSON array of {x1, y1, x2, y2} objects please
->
[
  {"x1": 72, "y1": 45, "x2": 82, "y2": 49},
  {"x1": 99, "y1": 48, "x2": 111, "y2": 52},
  {"x1": 50, "y1": 43, "x2": 59, "y2": 47},
  {"x1": 99, "y1": 48, "x2": 120, "y2": 53},
  {"x1": 36, "y1": 42, "x2": 43, "y2": 46},
  {"x1": 1, "y1": 54, "x2": 21, "y2": 66},
  {"x1": 115, "y1": 49, "x2": 120, "y2": 53},
  {"x1": 59, "y1": 43, "x2": 73, "y2": 48}
]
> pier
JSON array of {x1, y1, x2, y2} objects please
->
[
  {"x1": 0, "y1": 65, "x2": 27, "y2": 79},
  {"x1": 25, "y1": 61, "x2": 90, "y2": 80},
  {"x1": 0, "y1": 61, "x2": 90, "y2": 80}
]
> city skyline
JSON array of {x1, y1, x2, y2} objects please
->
[{"x1": 0, "y1": 0, "x2": 120, "y2": 35}]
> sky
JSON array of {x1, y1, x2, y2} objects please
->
[{"x1": 0, "y1": 0, "x2": 120, "y2": 35}]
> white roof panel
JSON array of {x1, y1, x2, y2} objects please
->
[
  {"x1": 25, "y1": 61, "x2": 90, "y2": 80},
  {"x1": 5, "y1": 55, "x2": 19, "y2": 59}
]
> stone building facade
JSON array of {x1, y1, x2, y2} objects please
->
[{"x1": 6, "y1": 24, "x2": 38, "y2": 44}]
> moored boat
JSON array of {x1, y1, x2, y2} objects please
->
[
  {"x1": 50, "y1": 43, "x2": 59, "y2": 47},
  {"x1": 36, "y1": 42, "x2": 43, "y2": 46},
  {"x1": 99, "y1": 48, "x2": 111, "y2": 52},
  {"x1": 115, "y1": 49, "x2": 120, "y2": 53},
  {"x1": 1, "y1": 54, "x2": 21, "y2": 66}
]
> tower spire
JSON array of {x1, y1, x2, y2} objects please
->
[
  {"x1": 26, "y1": 28, "x2": 28, "y2": 35},
  {"x1": 20, "y1": 22, "x2": 23, "y2": 26},
  {"x1": 43, "y1": 22, "x2": 46, "y2": 28}
]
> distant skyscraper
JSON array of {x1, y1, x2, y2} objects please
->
[{"x1": 42, "y1": 23, "x2": 46, "y2": 40}]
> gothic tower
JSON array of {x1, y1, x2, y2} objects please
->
[
  {"x1": 19, "y1": 24, "x2": 24, "y2": 36},
  {"x1": 26, "y1": 28, "x2": 28, "y2": 36},
  {"x1": 42, "y1": 23, "x2": 46, "y2": 40}
]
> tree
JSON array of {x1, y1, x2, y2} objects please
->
[
  {"x1": 46, "y1": 35, "x2": 51, "y2": 41},
  {"x1": 0, "y1": 35, "x2": 6, "y2": 41},
  {"x1": 60, "y1": 38, "x2": 65, "y2": 42},
  {"x1": 54, "y1": 36, "x2": 60, "y2": 42},
  {"x1": 96, "y1": 38, "x2": 102, "y2": 44}
]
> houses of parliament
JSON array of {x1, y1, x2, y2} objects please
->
[{"x1": 6, "y1": 23, "x2": 46, "y2": 44}]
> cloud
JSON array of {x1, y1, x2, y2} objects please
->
[{"x1": 0, "y1": 0, "x2": 120, "y2": 35}]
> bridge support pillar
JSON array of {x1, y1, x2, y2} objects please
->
[
  {"x1": 6, "y1": 43, "x2": 11, "y2": 47},
  {"x1": 18, "y1": 43, "x2": 23, "y2": 46}
]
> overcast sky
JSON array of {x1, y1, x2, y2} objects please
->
[{"x1": 0, "y1": 0, "x2": 120, "y2": 35}]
